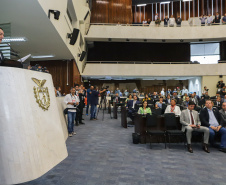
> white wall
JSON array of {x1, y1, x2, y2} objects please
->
[
  {"x1": 38, "y1": 0, "x2": 90, "y2": 72},
  {"x1": 82, "y1": 63, "x2": 226, "y2": 77},
  {"x1": 188, "y1": 77, "x2": 202, "y2": 96}
]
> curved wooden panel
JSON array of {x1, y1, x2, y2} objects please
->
[{"x1": 0, "y1": 67, "x2": 68, "y2": 185}]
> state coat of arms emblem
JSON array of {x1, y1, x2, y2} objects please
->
[{"x1": 32, "y1": 78, "x2": 50, "y2": 111}]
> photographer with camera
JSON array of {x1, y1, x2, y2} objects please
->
[
  {"x1": 64, "y1": 87, "x2": 80, "y2": 137},
  {"x1": 202, "y1": 86, "x2": 209, "y2": 95}
]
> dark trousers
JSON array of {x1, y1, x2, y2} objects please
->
[
  {"x1": 86, "y1": 100, "x2": 90, "y2": 115},
  {"x1": 76, "y1": 104, "x2": 82, "y2": 123},
  {"x1": 209, "y1": 127, "x2": 226, "y2": 148},
  {"x1": 128, "y1": 108, "x2": 136, "y2": 121}
]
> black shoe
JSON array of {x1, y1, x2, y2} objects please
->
[
  {"x1": 203, "y1": 144, "x2": 210, "y2": 153},
  {"x1": 82, "y1": 118, "x2": 84, "y2": 120},
  {"x1": 75, "y1": 122, "x2": 79, "y2": 126},
  {"x1": 219, "y1": 148, "x2": 226, "y2": 153},
  {"x1": 187, "y1": 144, "x2": 193, "y2": 153},
  {"x1": 79, "y1": 122, "x2": 85, "y2": 124}
]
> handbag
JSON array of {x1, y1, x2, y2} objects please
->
[{"x1": 63, "y1": 108, "x2": 68, "y2": 114}]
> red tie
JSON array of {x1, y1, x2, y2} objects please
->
[{"x1": 190, "y1": 111, "x2": 194, "y2": 125}]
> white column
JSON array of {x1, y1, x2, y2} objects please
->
[
  {"x1": 156, "y1": 3, "x2": 158, "y2": 13},
  {"x1": 221, "y1": 0, "x2": 223, "y2": 15},
  {"x1": 198, "y1": 0, "x2": 200, "y2": 17},
  {"x1": 172, "y1": 1, "x2": 173, "y2": 15},
  {"x1": 189, "y1": 1, "x2": 190, "y2": 18},
  {"x1": 184, "y1": 1, "x2": 186, "y2": 20},
  {"x1": 140, "y1": 7, "x2": 141, "y2": 22},
  {"x1": 216, "y1": 0, "x2": 218, "y2": 12},
  {"x1": 144, "y1": 6, "x2": 145, "y2": 20},
  {"x1": 212, "y1": 0, "x2": 213, "y2": 16}
]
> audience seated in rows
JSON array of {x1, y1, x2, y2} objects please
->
[
  {"x1": 138, "y1": 101, "x2": 152, "y2": 115},
  {"x1": 164, "y1": 99, "x2": 181, "y2": 116}
]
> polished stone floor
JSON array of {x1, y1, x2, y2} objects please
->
[{"x1": 19, "y1": 110, "x2": 226, "y2": 185}]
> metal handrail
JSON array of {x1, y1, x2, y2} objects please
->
[{"x1": 86, "y1": 61, "x2": 200, "y2": 64}]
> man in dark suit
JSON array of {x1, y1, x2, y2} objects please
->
[
  {"x1": 0, "y1": 27, "x2": 5, "y2": 66},
  {"x1": 214, "y1": 96, "x2": 222, "y2": 110},
  {"x1": 127, "y1": 95, "x2": 140, "y2": 121},
  {"x1": 200, "y1": 99, "x2": 226, "y2": 152},
  {"x1": 90, "y1": 86, "x2": 99, "y2": 120},
  {"x1": 213, "y1": 12, "x2": 221, "y2": 24}
]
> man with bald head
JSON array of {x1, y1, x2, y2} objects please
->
[{"x1": 0, "y1": 27, "x2": 5, "y2": 66}]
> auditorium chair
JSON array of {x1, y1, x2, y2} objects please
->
[
  {"x1": 146, "y1": 114, "x2": 166, "y2": 149},
  {"x1": 164, "y1": 113, "x2": 186, "y2": 149}
]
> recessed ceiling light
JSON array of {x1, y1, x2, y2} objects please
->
[
  {"x1": 2, "y1": 37, "x2": 26, "y2": 42},
  {"x1": 31, "y1": 55, "x2": 55, "y2": 58},
  {"x1": 160, "y1": 1, "x2": 170, "y2": 4}
]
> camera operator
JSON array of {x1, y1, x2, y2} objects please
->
[
  {"x1": 64, "y1": 87, "x2": 79, "y2": 137},
  {"x1": 217, "y1": 80, "x2": 225, "y2": 88},
  {"x1": 202, "y1": 86, "x2": 209, "y2": 95},
  {"x1": 99, "y1": 86, "x2": 108, "y2": 108}
]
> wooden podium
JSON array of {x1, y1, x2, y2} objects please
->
[{"x1": 0, "y1": 67, "x2": 68, "y2": 185}]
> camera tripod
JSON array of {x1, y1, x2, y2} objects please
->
[{"x1": 97, "y1": 95, "x2": 107, "y2": 121}]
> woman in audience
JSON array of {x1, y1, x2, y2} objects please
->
[
  {"x1": 142, "y1": 93, "x2": 151, "y2": 102},
  {"x1": 125, "y1": 94, "x2": 133, "y2": 103},
  {"x1": 138, "y1": 101, "x2": 152, "y2": 115},
  {"x1": 155, "y1": 97, "x2": 164, "y2": 109},
  {"x1": 169, "y1": 15, "x2": 175, "y2": 27},
  {"x1": 183, "y1": 93, "x2": 188, "y2": 101}
]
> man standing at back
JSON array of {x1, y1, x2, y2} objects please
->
[
  {"x1": 0, "y1": 28, "x2": 5, "y2": 66},
  {"x1": 86, "y1": 86, "x2": 93, "y2": 116},
  {"x1": 90, "y1": 86, "x2": 99, "y2": 120}
]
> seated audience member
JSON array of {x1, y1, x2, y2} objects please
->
[
  {"x1": 127, "y1": 95, "x2": 141, "y2": 121},
  {"x1": 207, "y1": 14, "x2": 213, "y2": 25},
  {"x1": 183, "y1": 93, "x2": 188, "y2": 101},
  {"x1": 125, "y1": 94, "x2": 133, "y2": 103},
  {"x1": 64, "y1": 87, "x2": 79, "y2": 137},
  {"x1": 54, "y1": 87, "x2": 57, "y2": 97},
  {"x1": 182, "y1": 96, "x2": 190, "y2": 109},
  {"x1": 124, "y1": 89, "x2": 129, "y2": 97},
  {"x1": 147, "y1": 18, "x2": 151, "y2": 24},
  {"x1": 194, "y1": 92, "x2": 200, "y2": 101},
  {"x1": 176, "y1": 15, "x2": 182, "y2": 27},
  {"x1": 222, "y1": 13, "x2": 226, "y2": 24},
  {"x1": 219, "y1": 102, "x2": 226, "y2": 128},
  {"x1": 143, "y1": 93, "x2": 151, "y2": 102},
  {"x1": 164, "y1": 99, "x2": 181, "y2": 116},
  {"x1": 151, "y1": 92, "x2": 158, "y2": 99},
  {"x1": 107, "y1": 90, "x2": 111, "y2": 96},
  {"x1": 214, "y1": 96, "x2": 222, "y2": 110},
  {"x1": 204, "y1": 91, "x2": 210, "y2": 100},
  {"x1": 200, "y1": 99, "x2": 226, "y2": 152},
  {"x1": 213, "y1": 12, "x2": 221, "y2": 24},
  {"x1": 138, "y1": 101, "x2": 152, "y2": 115},
  {"x1": 113, "y1": 93, "x2": 121, "y2": 103},
  {"x1": 169, "y1": 15, "x2": 175, "y2": 27},
  {"x1": 142, "y1": 19, "x2": 147, "y2": 24},
  {"x1": 115, "y1": 88, "x2": 120, "y2": 95},
  {"x1": 180, "y1": 101, "x2": 210, "y2": 153},
  {"x1": 190, "y1": 93, "x2": 198, "y2": 105},
  {"x1": 56, "y1": 86, "x2": 64, "y2": 97},
  {"x1": 222, "y1": 95, "x2": 226, "y2": 103},
  {"x1": 166, "y1": 94, "x2": 171, "y2": 105},
  {"x1": 164, "y1": 16, "x2": 169, "y2": 27},
  {"x1": 199, "y1": 15, "x2": 207, "y2": 25},
  {"x1": 155, "y1": 97, "x2": 164, "y2": 109}
]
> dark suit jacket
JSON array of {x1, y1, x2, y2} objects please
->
[
  {"x1": 199, "y1": 107, "x2": 221, "y2": 127},
  {"x1": 219, "y1": 109, "x2": 226, "y2": 127},
  {"x1": 127, "y1": 100, "x2": 141, "y2": 110},
  {"x1": 0, "y1": 51, "x2": 5, "y2": 66},
  {"x1": 90, "y1": 90, "x2": 99, "y2": 105},
  {"x1": 214, "y1": 15, "x2": 221, "y2": 23},
  {"x1": 166, "y1": 98, "x2": 171, "y2": 104},
  {"x1": 214, "y1": 101, "x2": 222, "y2": 110}
]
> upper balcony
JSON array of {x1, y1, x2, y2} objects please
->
[{"x1": 85, "y1": 19, "x2": 226, "y2": 42}]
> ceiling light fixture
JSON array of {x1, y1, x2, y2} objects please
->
[
  {"x1": 160, "y1": 1, "x2": 170, "y2": 4},
  {"x1": 2, "y1": 38, "x2": 26, "y2": 42},
  {"x1": 137, "y1": 4, "x2": 147, "y2": 6},
  {"x1": 31, "y1": 55, "x2": 55, "y2": 59},
  {"x1": 183, "y1": 0, "x2": 192, "y2": 2}
]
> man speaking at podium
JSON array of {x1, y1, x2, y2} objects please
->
[{"x1": 0, "y1": 27, "x2": 5, "y2": 66}]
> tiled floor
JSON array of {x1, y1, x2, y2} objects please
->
[{"x1": 19, "y1": 111, "x2": 226, "y2": 185}]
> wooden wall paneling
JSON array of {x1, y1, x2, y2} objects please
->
[
  {"x1": 186, "y1": 1, "x2": 189, "y2": 19},
  {"x1": 91, "y1": 0, "x2": 109, "y2": 23},
  {"x1": 146, "y1": 4, "x2": 152, "y2": 21},
  {"x1": 174, "y1": 1, "x2": 180, "y2": 18}
]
